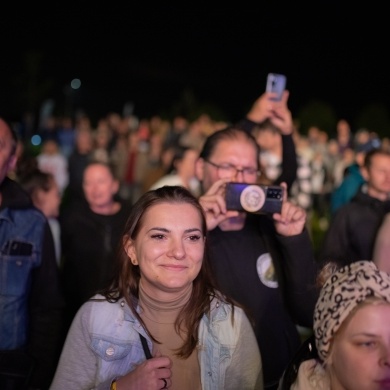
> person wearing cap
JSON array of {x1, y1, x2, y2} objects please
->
[
  {"x1": 281, "y1": 260, "x2": 390, "y2": 389},
  {"x1": 319, "y1": 148, "x2": 390, "y2": 266}
]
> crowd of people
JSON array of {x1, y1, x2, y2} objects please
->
[{"x1": 1, "y1": 86, "x2": 390, "y2": 390}]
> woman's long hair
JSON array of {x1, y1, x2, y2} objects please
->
[{"x1": 102, "y1": 185, "x2": 234, "y2": 358}]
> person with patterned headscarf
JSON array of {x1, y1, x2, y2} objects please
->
[{"x1": 280, "y1": 260, "x2": 390, "y2": 390}]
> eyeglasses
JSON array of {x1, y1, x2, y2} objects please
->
[{"x1": 204, "y1": 159, "x2": 260, "y2": 179}]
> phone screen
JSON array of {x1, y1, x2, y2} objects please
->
[{"x1": 266, "y1": 73, "x2": 286, "y2": 101}]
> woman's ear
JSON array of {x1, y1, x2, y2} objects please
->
[
  {"x1": 124, "y1": 237, "x2": 138, "y2": 265},
  {"x1": 326, "y1": 340, "x2": 335, "y2": 366}
]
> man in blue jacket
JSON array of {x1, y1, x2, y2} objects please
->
[{"x1": 0, "y1": 118, "x2": 65, "y2": 389}]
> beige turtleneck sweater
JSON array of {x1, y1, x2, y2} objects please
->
[{"x1": 138, "y1": 281, "x2": 202, "y2": 390}]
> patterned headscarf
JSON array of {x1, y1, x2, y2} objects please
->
[{"x1": 314, "y1": 260, "x2": 390, "y2": 361}]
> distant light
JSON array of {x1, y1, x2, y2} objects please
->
[
  {"x1": 71, "y1": 79, "x2": 81, "y2": 90},
  {"x1": 31, "y1": 134, "x2": 42, "y2": 146}
]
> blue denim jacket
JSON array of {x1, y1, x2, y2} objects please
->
[
  {"x1": 0, "y1": 205, "x2": 46, "y2": 349},
  {"x1": 50, "y1": 294, "x2": 263, "y2": 390}
]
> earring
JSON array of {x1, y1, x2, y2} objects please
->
[{"x1": 131, "y1": 258, "x2": 137, "y2": 265}]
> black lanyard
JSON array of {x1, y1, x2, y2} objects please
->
[{"x1": 139, "y1": 333, "x2": 152, "y2": 359}]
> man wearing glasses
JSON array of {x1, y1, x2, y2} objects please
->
[{"x1": 195, "y1": 90, "x2": 318, "y2": 390}]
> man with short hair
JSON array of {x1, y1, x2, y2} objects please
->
[
  {"x1": 195, "y1": 91, "x2": 319, "y2": 389},
  {"x1": 320, "y1": 147, "x2": 390, "y2": 266}
]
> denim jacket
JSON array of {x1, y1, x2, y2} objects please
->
[
  {"x1": 50, "y1": 294, "x2": 263, "y2": 390},
  {"x1": 0, "y1": 182, "x2": 46, "y2": 349}
]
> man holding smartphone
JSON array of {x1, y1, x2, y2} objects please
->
[{"x1": 195, "y1": 90, "x2": 318, "y2": 389}]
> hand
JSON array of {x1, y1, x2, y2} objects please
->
[
  {"x1": 198, "y1": 179, "x2": 239, "y2": 230},
  {"x1": 272, "y1": 182, "x2": 306, "y2": 236},
  {"x1": 246, "y1": 91, "x2": 293, "y2": 135},
  {"x1": 245, "y1": 92, "x2": 273, "y2": 123},
  {"x1": 116, "y1": 355, "x2": 172, "y2": 389}
]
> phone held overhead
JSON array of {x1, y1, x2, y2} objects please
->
[{"x1": 266, "y1": 73, "x2": 286, "y2": 101}]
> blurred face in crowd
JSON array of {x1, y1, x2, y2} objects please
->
[
  {"x1": 42, "y1": 139, "x2": 60, "y2": 155},
  {"x1": 363, "y1": 153, "x2": 390, "y2": 200},
  {"x1": 33, "y1": 177, "x2": 61, "y2": 219},
  {"x1": 76, "y1": 130, "x2": 93, "y2": 154},
  {"x1": 255, "y1": 128, "x2": 280, "y2": 151},
  {"x1": 82, "y1": 163, "x2": 119, "y2": 212},
  {"x1": 327, "y1": 302, "x2": 390, "y2": 390},
  {"x1": 125, "y1": 202, "x2": 205, "y2": 298},
  {"x1": 0, "y1": 119, "x2": 17, "y2": 184},
  {"x1": 196, "y1": 132, "x2": 259, "y2": 194},
  {"x1": 177, "y1": 149, "x2": 198, "y2": 178}
]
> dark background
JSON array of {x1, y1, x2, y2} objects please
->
[{"x1": 1, "y1": 4, "x2": 389, "y2": 134}]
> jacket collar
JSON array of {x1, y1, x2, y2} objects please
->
[{"x1": 0, "y1": 176, "x2": 33, "y2": 210}]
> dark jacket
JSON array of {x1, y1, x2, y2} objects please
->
[
  {"x1": 208, "y1": 213, "x2": 319, "y2": 389},
  {"x1": 60, "y1": 199, "x2": 132, "y2": 326},
  {"x1": 320, "y1": 185, "x2": 390, "y2": 265}
]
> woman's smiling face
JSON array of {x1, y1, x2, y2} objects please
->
[{"x1": 125, "y1": 202, "x2": 205, "y2": 297}]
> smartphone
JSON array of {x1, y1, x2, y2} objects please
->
[
  {"x1": 225, "y1": 183, "x2": 284, "y2": 215},
  {"x1": 266, "y1": 73, "x2": 286, "y2": 101},
  {"x1": 2, "y1": 240, "x2": 33, "y2": 256}
]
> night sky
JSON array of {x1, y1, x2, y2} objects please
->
[{"x1": 1, "y1": 4, "x2": 389, "y2": 131}]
